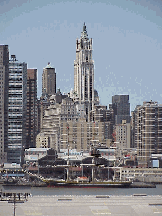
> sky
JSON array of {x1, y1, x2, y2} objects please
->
[{"x1": 0, "y1": 0, "x2": 162, "y2": 111}]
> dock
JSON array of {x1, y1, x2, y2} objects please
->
[{"x1": 0, "y1": 194, "x2": 162, "y2": 215}]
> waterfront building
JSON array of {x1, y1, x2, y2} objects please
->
[
  {"x1": 112, "y1": 95, "x2": 131, "y2": 124},
  {"x1": 136, "y1": 101, "x2": 162, "y2": 162},
  {"x1": 0, "y1": 45, "x2": 9, "y2": 164},
  {"x1": 24, "y1": 148, "x2": 51, "y2": 164},
  {"x1": 74, "y1": 23, "x2": 94, "y2": 121},
  {"x1": 96, "y1": 148, "x2": 116, "y2": 162},
  {"x1": 26, "y1": 69, "x2": 37, "y2": 148},
  {"x1": 7, "y1": 55, "x2": 27, "y2": 164},
  {"x1": 42, "y1": 62, "x2": 56, "y2": 96},
  {"x1": 121, "y1": 167, "x2": 162, "y2": 182}
]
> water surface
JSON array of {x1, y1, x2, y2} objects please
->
[{"x1": 31, "y1": 184, "x2": 162, "y2": 196}]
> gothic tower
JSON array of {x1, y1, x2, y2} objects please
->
[{"x1": 74, "y1": 23, "x2": 94, "y2": 120}]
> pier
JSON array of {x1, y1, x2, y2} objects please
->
[{"x1": 0, "y1": 194, "x2": 162, "y2": 215}]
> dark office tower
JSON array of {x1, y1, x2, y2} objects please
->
[
  {"x1": 112, "y1": 95, "x2": 131, "y2": 124},
  {"x1": 8, "y1": 55, "x2": 27, "y2": 164},
  {"x1": 42, "y1": 63, "x2": 56, "y2": 96},
  {"x1": 37, "y1": 98, "x2": 41, "y2": 134},
  {"x1": 26, "y1": 69, "x2": 37, "y2": 148},
  {"x1": 0, "y1": 45, "x2": 9, "y2": 163},
  {"x1": 74, "y1": 23, "x2": 94, "y2": 121}
]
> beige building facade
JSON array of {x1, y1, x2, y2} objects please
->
[
  {"x1": 37, "y1": 95, "x2": 112, "y2": 151},
  {"x1": 114, "y1": 120, "x2": 131, "y2": 149},
  {"x1": 36, "y1": 133, "x2": 50, "y2": 148},
  {"x1": 60, "y1": 121, "x2": 106, "y2": 151}
]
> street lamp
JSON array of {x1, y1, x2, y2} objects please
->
[{"x1": 8, "y1": 192, "x2": 29, "y2": 216}]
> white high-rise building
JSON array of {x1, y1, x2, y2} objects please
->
[{"x1": 74, "y1": 23, "x2": 94, "y2": 121}]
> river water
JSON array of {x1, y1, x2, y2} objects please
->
[
  {"x1": 1, "y1": 184, "x2": 162, "y2": 196},
  {"x1": 31, "y1": 184, "x2": 162, "y2": 196}
]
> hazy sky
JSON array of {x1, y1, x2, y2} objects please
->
[{"x1": 1, "y1": 0, "x2": 162, "y2": 111}]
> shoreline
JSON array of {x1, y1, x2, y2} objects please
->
[{"x1": 1, "y1": 181, "x2": 156, "y2": 188}]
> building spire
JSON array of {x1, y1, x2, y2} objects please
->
[
  {"x1": 83, "y1": 22, "x2": 86, "y2": 31},
  {"x1": 81, "y1": 22, "x2": 88, "y2": 39}
]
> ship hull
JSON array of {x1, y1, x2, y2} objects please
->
[{"x1": 45, "y1": 181, "x2": 131, "y2": 188}]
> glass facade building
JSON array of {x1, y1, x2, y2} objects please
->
[
  {"x1": 8, "y1": 56, "x2": 27, "y2": 164},
  {"x1": 112, "y1": 95, "x2": 131, "y2": 124}
]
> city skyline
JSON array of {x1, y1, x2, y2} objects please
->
[{"x1": 1, "y1": 0, "x2": 162, "y2": 111}]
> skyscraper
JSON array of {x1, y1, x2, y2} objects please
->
[
  {"x1": 74, "y1": 23, "x2": 94, "y2": 120},
  {"x1": 0, "y1": 45, "x2": 9, "y2": 164},
  {"x1": 136, "y1": 101, "x2": 162, "y2": 162},
  {"x1": 8, "y1": 55, "x2": 27, "y2": 164},
  {"x1": 26, "y1": 69, "x2": 37, "y2": 148},
  {"x1": 131, "y1": 105, "x2": 141, "y2": 148},
  {"x1": 112, "y1": 95, "x2": 131, "y2": 124},
  {"x1": 42, "y1": 63, "x2": 56, "y2": 97}
]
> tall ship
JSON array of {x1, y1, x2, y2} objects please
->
[
  {"x1": 42, "y1": 148, "x2": 132, "y2": 188},
  {"x1": 42, "y1": 178, "x2": 132, "y2": 188}
]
